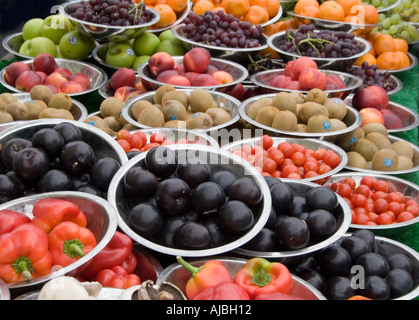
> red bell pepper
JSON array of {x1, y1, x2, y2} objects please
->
[
  {"x1": 0, "y1": 223, "x2": 52, "y2": 283},
  {"x1": 233, "y1": 258, "x2": 293, "y2": 299},
  {"x1": 0, "y1": 209, "x2": 31, "y2": 235},
  {"x1": 193, "y1": 282, "x2": 250, "y2": 300},
  {"x1": 176, "y1": 256, "x2": 233, "y2": 300},
  {"x1": 95, "y1": 265, "x2": 141, "y2": 289},
  {"x1": 31, "y1": 198, "x2": 87, "y2": 234},
  {"x1": 48, "y1": 221, "x2": 97, "y2": 268},
  {"x1": 82, "y1": 231, "x2": 135, "y2": 280}
]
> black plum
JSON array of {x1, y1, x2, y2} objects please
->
[
  {"x1": 53, "y1": 122, "x2": 82, "y2": 143},
  {"x1": 242, "y1": 228, "x2": 278, "y2": 252},
  {"x1": 387, "y1": 253, "x2": 414, "y2": 275},
  {"x1": 37, "y1": 169, "x2": 73, "y2": 192},
  {"x1": 305, "y1": 186, "x2": 338, "y2": 212},
  {"x1": 155, "y1": 178, "x2": 190, "y2": 215},
  {"x1": 60, "y1": 140, "x2": 95, "y2": 176},
  {"x1": 386, "y1": 269, "x2": 414, "y2": 298},
  {"x1": 324, "y1": 276, "x2": 355, "y2": 300},
  {"x1": 89, "y1": 158, "x2": 121, "y2": 191},
  {"x1": 218, "y1": 200, "x2": 254, "y2": 235},
  {"x1": 298, "y1": 269, "x2": 326, "y2": 292},
  {"x1": 352, "y1": 229, "x2": 377, "y2": 253},
  {"x1": 176, "y1": 221, "x2": 211, "y2": 249},
  {"x1": 159, "y1": 215, "x2": 187, "y2": 247},
  {"x1": 228, "y1": 176, "x2": 262, "y2": 207},
  {"x1": 1, "y1": 138, "x2": 32, "y2": 169},
  {"x1": 144, "y1": 146, "x2": 177, "y2": 178},
  {"x1": 210, "y1": 170, "x2": 238, "y2": 193},
  {"x1": 124, "y1": 166, "x2": 159, "y2": 198},
  {"x1": 359, "y1": 276, "x2": 390, "y2": 300},
  {"x1": 269, "y1": 180, "x2": 294, "y2": 214},
  {"x1": 13, "y1": 147, "x2": 50, "y2": 185},
  {"x1": 191, "y1": 181, "x2": 226, "y2": 215},
  {"x1": 31, "y1": 128, "x2": 65, "y2": 160},
  {"x1": 319, "y1": 246, "x2": 352, "y2": 278},
  {"x1": 306, "y1": 209, "x2": 337, "y2": 240},
  {"x1": 340, "y1": 236, "x2": 371, "y2": 262},
  {"x1": 275, "y1": 216, "x2": 310, "y2": 250},
  {"x1": 354, "y1": 253, "x2": 390, "y2": 278},
  {"x1": 177, "y1": 161, "x2": 211, "y2": 188},
  {"x1": 129, "y1": 203, "x2": 164, "y2": 238}
]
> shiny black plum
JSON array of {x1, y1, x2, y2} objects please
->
[
  {"x1": 324, "y1": 276, "x2": 355, "y2": 300},
  {"x1": 242, "y1": 228, "x2": 278, "y2": 252},
  {"x1": 1, "y1": 138, "x2": 32, "y2": 169},
  {"x1": 318, "y1": 246, "x2": 352, "y2": 277},
  {"x1": 76, "y1": 184, "x2": 102, "y2": 196},
  {"x1": 60, "y1": 140, "x2": 95, "y2": 176},
  {"x1": 31, "y1": 128, "x2": 65, "y2": 160},
  {"x1": 37, "y1": 169, "x2": 73, "y2": 192},
  {"x1": 298, "y1": 269, "x2": 326, "y2": 292},
  {"x1": 89, "y1": 157, "x2": 121, "y2": 191},
  {"x1": 129, "y1": 203, "x2": 164, "y2": 238},
  {"x1": 159, "y1": 215, "x2": 187, "y2": 247},
  {"x1": 269, "y1": 180, "x2": 294, "y2": 214},
  {"x1": 275, "y1": 216, "x2": 310, "y2": 250},
  {"x1": 210, "y1": 170, "x2": 238, "y2": 193},
  {"x1": 305, "y1": 186, "x2": 338, "y2": 211},
  {"x1": 359, "y1": 276, "x2": 390, "y2": 300},
  {"x1": 228, "y1": 176, "x2": 262, "y2": 207},
  {"x1": 176, "y1": 221, "x2": 211, "y2": 249},
  {"x1": 124, "y1": 166, "x2": 159, "y2": 198},
  {"x1": 306, "y1": 209, "x2": 337, "y2": 240},
  {"x1": 387, "y1": 253, "x2": 414, "y2": 275},
  {"x1": 289, "y1": 196, "x2": 308, "y2": 217},
  {"x1": 177, "y1": 161, "x2": 211, "y2": 188},
  {"x1": 354, "y1": 253, "x2": 390, "y2": 278},
  {"x1": 202, "y1": 218, "x2": 226, "y2": 247},
  {"x1": 191, "y1": 182, "x2": 226, "y2": 215},
  {"x1": 386, "y1": 269, "x2": 414, "y2": 298},
  {"x1": 155, "y1": 178, "x2": 190, "y2": 215},
  {"x1": 144, "y1": 146, "x2": 177, "y2": 178},
  {"x1": 218, "y1": 200, "x2": 254, "y2": 235},
  {"x1": 352, "y1": 229, "x2": 377, "y2": 253},
  {"x1": 53, "y1": 122, "x2": 82, "y2": 143},
  {"x1": 0, "y1": 174, "x2": 22, "y2": 199},
  {"x1": 340, "y1": 236, "x2": 371, "y2": 262},
  {"x1": 12, "y1": 147, "x2": 50, "y2": 184}
]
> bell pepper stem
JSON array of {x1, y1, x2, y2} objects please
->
[
  {"x1": 176, "y1": 256, "x2": 203, "y2": 277},
  {"x1": 64, "y1": 239, "x2": 85, "y2": 258},
  {"x1": 253, "y1": 269, "x2": 271, "y2": 287},
  {"x1": 12, "y1": 256, "x2": 33, "y2": 280}
]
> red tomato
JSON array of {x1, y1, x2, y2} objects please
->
[
  {"x1": 142, "y1": 142, "x2": 160, "y2": 151},
  {"x1": 292, "y1": 143, "x2": 306, "y2": 154},
  {"x1": 126, "y1": 134, "x2": 145, "y2": 149},
  {"x1": 277, "y1": 142, "x2": 294, "y2": 158},
  {"x1": 304, "y1": 160, "x2": 319, "y2": 173},
  {"x1": 116, "y1": 129, "x2": 130, "y2": 140},
  {"x1": 262, "y1": 158, "x2": 277, "y2": 174},
  {"x1": 336, "y1": 183, "x2": 352, "y2": 199},
  {"x1": 354, "y1": 207, "x2": 367, "y2": 216},
  {"x1": 351, "y1": 194, "x2": 368, "y2": 208},
  {"x1": 396, "y1": 211, "x2": 415, "y2": 222},
  {"x1": 287, "y1": 172, "x2": 302, "y2": 179},
  {"x1": 374, "y1": 198, "x2": 389, "y2": 214},
  {"x1": 270, "y1": 150, "x2": 285, "y2": 166},
  {"x1": 117, "y1": 139, "x2": 131, "y2": 153},
  {"x1": 405, "y1": 204, "x2": 419, "y2": 217},
  {"x1": 377, "y1": 212, "x2": 394, "y2": 225},
  {"x1": 360, "y1": 176, "x2": 375, "y2": 189},
  {"x1": 364, "y1": 202, "x2": 375, "y2": 213},
  {"x1": 291, "y1": 152, "x2": 306, "y2": 166},
  {"x1": 150, "y1": 132, "x2": 167, "y2": 144},
  {"x1": 386, "y1": 192, "x2": 402, "y2": 203},
  {"x1": 318, "y1": 164, "x2": 332, "y2": 175},
  {"x1": 133, "y1": 131, "x2": 147, "y2": 145},
  {"x1": 271, "y1": 170, "x2": 281, "y2": 178},
  {"x1": 304, "y1": 171, "x2": 319, "y2": 178},
  {"x1": 367, "y1": 212, "x2": 379, "y2": 223},
  {"x1": 342, "y1": 177, "x2": 356, "y2": 190},
  {"x1": 354, "y1": 184, "x2": 372, "y2": 198},
  {"x1": 373, "y1": 180, "x2": 389, "y2": 193},
  {"x1": 387, "y1": 202, "x2": 402, "y2": 216},
  {"x1": 161, "y1": 139, "x2": 175, "y2": 145},
  {"x1": 260, "y1": 135, "x2": 274, "y2": 150},
  {"x1": 330, "y1": 182, "x2": 340, "y2": 192},
  {"x1": 323, "y1": 150, "x2": 341, "y2": 168},
  {"x1": 355, "y1": 212, "x2": 371, "y2": 225},
  {"x1": 279, "y1": 158, "x2": 294, "y2": 170},
  {"x1": 282, "y1": 164, "x2": 299, "y2": 178},
  {"x1": 371, "y1": 191, "x2": 387, "y2": 201}
]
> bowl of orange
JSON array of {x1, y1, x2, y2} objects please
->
[{"x1": 147, "y1": 0, "x2": 192, "y2": 33}]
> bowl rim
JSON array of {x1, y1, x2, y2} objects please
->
[
  {"x1": 267, "y1": 30, "x2": 371, "y2": 63},
  {"x1": 377, "y1": 52, "x2": 418, "y2": 73},
  {"x1": 0, "y1": 58, "x2": 108, "y2": 97},
  {"x1": 121, "y1": 88, "x2": 242, "y2": 133},
  {"x1": 148, "y1": 0, "x2": 192, "y2": 33},
  {"x1": 0, "y1": 279, "x2": 10, "y2": 300},
  {"x1": 107, "y1": 143, "x2": 272, "y2": 257},
  {"x1": 287, "y1": 11, "x2": 380, "y2": 27},
  {"x1": 92, "y1": 43, "x2": 119, "y2": 71},
  {"x1": 3, "y1": 191, "x2": 118, "y2": 290},
  {"x1": 376, "y1": 0, "x2": 402, "y2": 13},
  {"x1": 238, "y1": 92, "x2": 363, "y2": 138},
  {"x1": 325, "y1": 172, "x2": 419, "y2": 231}
]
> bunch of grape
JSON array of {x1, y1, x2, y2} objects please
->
[
  {"x1": 275, "y1": 24, "x2": 364, "y2": 58},
  {"x1": 362, "y1": 0, "x2": 398, "y2": 11},
  {"x1": 345, "y1": 62, "x2": 398, "y2": 92},
  {"x1": 373, "y1": 9, "x2": 419, "y2": 43},
  {"x1": 246, "y1": 54, "x2": 284, "y2": 78},
  {"x1": 66, "y1": 0, "x2": 154, "y2": 26},
  {"x1": 181, "y1": 11, "x2": 264, "y2": 48}
]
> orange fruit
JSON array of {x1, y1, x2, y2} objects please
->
[
  {"x1": 319, "y1": 1, "x2": 345, "y2": 22},
  {"x1": 298, "y1": 5, "x2": 320, "y2": 18},
  {"x1": 212, "y1": 6, "x2": 227, "y2": 13},
  {"x1": 193, "y1": 0, "x2": 215, "y2": 15},
  {"x1": 257, "y1": 0, "x2": 280, "y2": 18},
  {"x1": 395, "y1": 51, "x2": 410, "y2": 68},
  {"x1": 352, "y1": 4, "x2": 379, "y2": 24},
  {"x1": 394, "y1": 38, "x2": 408, "y2": 53},
  {"x1": 373, "y1": 34, "x2": 396, "y2": 56},
  {"x1": 367, "y1": 32, "x2": 382, "y2": 43},
  {"x1": 354, "y1": 53, "x2": 377, "y2": 67},
  {"x1": 244, "y1": 5, "x2": 270, "y2": 24},
  {"x1": 263, "y1": 23, "x2": 280, "y2": 36},
  {"x1": 336, "y1": 0, "x2": 362, "y2": 16},
  {"x1": 366, "y1": 40, "x2": 375, "y2": 56},
  {"x1": 260, "y1": 46, "x2": 280, "y2": 59},
  {"x1": 165, "y1": 0, "x2": 188, "y2": 13},
  {"x1": 153, "y1": 4, "x2": 177, "y2": 27},
  {"x1": 295, "y1": 0, "x2": 320, "y2": 15},
  {"x1": 145, "y1": 0, "x2": 158, "y2": 5},
  {"x1": 376, "y1": 52, "x2": 401, "y2": 70},
  {"x1": 224, "y1": 0, "x2": 250, "y2": 18}
]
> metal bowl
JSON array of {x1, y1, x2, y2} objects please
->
[
  {"x1": 325, "y1": 172, "x2": 419, "y2": 237},
  {"x1": 0, "y1": 58, "x2": 108, "y2": 99},
  {"x1": 347, "y1": 67, "x2": 403, "y2": 95},
  {"x1": 92, "y1": 43, "x2": 119, "y2": 73},
  {"x1": 375, "y1": 0, "x2": 402, "y2": 12},
  {"x1": 267, "y1": 30, "x2": 371, "y2": 70},
  {"x1": 221, "y1": 136, "x2": 348, "y2": 184},
  {"x1": 2, "y1": 191, "x2": 118, "y2": 295},
  {"x1": 121, "y1": 89, "x2": 241, "y2": 134},
  {"x1": 61, "y1": 0, "x2": 160, "y2": 42},
  {"x1": 249, "y1": 69, "x2": 363, "y2": 100},
  {"x1": 148, "y1": 0, "x2": 192, "y2": 33},
  {"x1": 97, "y1": 74, "x2": 142, "y2": 100},
  {"x1": 137, "y1": 55, "x2": 249, "y2": 91},
  {"x1": 107, "y1": 144, "x2": 272, "y2": 257},
  {"x1": 378, "y1": 52, "x2": 418, "y2": 73},
  {"x1": 345, "y1": 135, "x2": 419, "y2": 177},
  {"x1": 233, "y1": 179, "x2": 352, "y2": 263},
  {"x1": 0, "y1": 280, "x2": 10, "y2": 300},
  {"x1": 238, "y1": 93, "x2": 362, "y2": 142},
  {"x1": 156, "y1": 256, "x2": 327, "y2": 300}
]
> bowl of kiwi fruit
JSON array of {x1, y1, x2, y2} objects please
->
[{"x1": 121, "y1": 86, "x2": 241, "y2": 133}]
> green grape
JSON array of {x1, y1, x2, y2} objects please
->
[
  {"x1": 381, "y1": 29, "x2": 390, "y2": 34},
  {"x1": 389, "y1": 25, "x2": 400, "y2": 34},
  {"x1": 381, "y1": 0, "x2": 390, "y2": 7},
  {"x1": 390, "y1": 13, "x2": 401, "y2": 24},
  {"x1": 372, "y1": 0, "x2": 381, "y2": 6},
  {"x1": 399, "y1": 29, "x2": 410, "y2": 40},
  {"x1": 401, "y1": 0, "x2": 412, "y2": 8},
  {"x1": 378, "y1": 13, "x2": 386, "y2": 22},
  {"x1": 382, "y1": 17, "x2": 393, "y2": 28},
  {"x1": 407, "y1": 24, "x2": 419, "y2": 40}
]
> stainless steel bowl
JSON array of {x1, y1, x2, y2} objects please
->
[
  {"x1": 121, "y1": 89, "x2": 241, "y2": 134},
  {"x1": 0, "y1": 58, "x2": 108, "y2": 99},
  {"x1": 267, "y1": 30, "x2": 371, "y2": 70},
  {"x1": 2, "y1": 191, "x2": 118, "y2": 294},
  {"x1": 156, "y1": 256, "x2": 327, "y2": 300},
  {"x1": 375, "y1": 0, "x2": 402, "y2": 12},
  {"x1": 137, "y1": 55, "x2": 249, "y2": 91},
  {"x1": 233, "y1": 179, "x2": 352, "y2": 262},
  {"x1": 92, "y1": 43, "x2": 119, "y2": 72},
  {"x1": 149, "y1": 0, "x2": 192, "y2": 33},
  {"x1": 346, "y1": 67, "x2": 403, "y2": 95},
  {"x1": 378, "y1": 52, "x2": 418, "y2": 74},
  {"x1": 238, "y1": 93, "x2": 362, "y2": 142},
  {"x1": 61, "y1": 0, "x2": 160, "y2": 42},
  {"x1": 0, "y1": 280, "x2": 10, "y2": 300},
  {"x1": 249, "y1": 69, "x2": 363, "y2": 100},
  {"x1": 221, "y1": 136, "x2": 348, "y2": 184},
  {"x1": 97, "y1": 74, "x2": 142, "y2": 100},
  {"x1": 107, "y1": 144, "x2": 272, "y2": 257},
  {"x1": 325, "y1": 172, "x2": 419, "y2": 236}
]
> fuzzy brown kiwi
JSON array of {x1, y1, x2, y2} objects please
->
[
  {"x1": 161, "y1": 90, "x2": 189, "y2": 109},
  {"x1": 246, "y1": 98, "x2": 273, "y2": 120},
  {"x1": 47, "y1": 92, "x2": 72, "y2": 111},
  {"x1": 298, "y1": 102, "x2": 329, "y2": 124},
  {"x1": 371, "y1": 148, "x2": 399, "y2": 171},
  {"x1": 362, "y1": 122, "x2": 388, "y2": 137},
  {"x1": 365, "y1": 132, "x2": 392, "y2": 150},
  {"x1": 24, "y1": 100, "x2": 47, "y2": 120},
  {"x1": 186, "y1": 112, "x2": 213, "y2": 129},
  {"x1": 329, "y1": 118, "x2": 347, "y2": 132},
  {"x1": 397, "y1": 156, "x2": 414, "y2": 170},
  {"x1": 5, "y1": 101, "x2": 29, "y2": 120},
  {"x1": 0, "y1": 97, "x2": 7, "y2": 111},
  {"x1": 131, "y1": 100, "x2": 153, "y2": 120},
  {"x1": 99, "y1": 97, "x2": 124, "y2": 118},
  {"x1": 289, "y1": 91, "x2": 305, "y2": 104},
  {"x1": 103, "y1": 116, "x2": 123, "y2": 132},
  {"x1": 271, "y1": 110, "x2": 298, "y2": 131},
  {"x1": 153, "y1": 85, "x2": 175, "y2": 104},
  {"x1": 30, "y1": 85, "x2": 53, "y2": 104},
  {"x1": 305, "y1": 88, "x2": 327, "y2": 105},
  {"x1": 255, "y1": 106, "x2": 280, "y2": 127},
  {"x1": 0, "y1": 93, "x2": 17, "y2": 104},
  {"x1": 307, "y1": 115, "x2": 332, "y2": 133},
  {"x1": 296, "y1": 123, "x2": 308, "y2": 132},
  {"x1": 337, "y1": 127, "x2": 365, "y2": 152},
  {"x1": 163, "y1": 120, "x2": 187, "y2": 129},
  {"x1": 205, "y1": 107, "x2": 232, "y2": 126},
  {"x1": 323, "y1": 97, "x2": 347, "y2": 120},
  {"x1": 84, "y1": 115, "x2": 109, "y2": 128},
  {"x1": 351, "y1": 138, "x2": 379, "y2": 161},
  {"x1": 39, "y1": 108, "x2": 74, "y2": 120},
  {"x1": 271, "y1": 92, "x2": 297, "y2": 114},
  {"x1": 391, "y1": 140, "x2": 414, "y2": 160},
  {"x1": 347, "y1": 151, "x2": 368, "y2": 169},
  {"x1": 0, "y1": 110, "x2": 13, "y2": 123},
  {"x1": 138, "y1": 107, "x2": 165, "y2": 127},
  {"x1": 161, "y1": 100, "x2": 187, "y2": 122},
  {"x1": 188, "y1": 89, "x2": 215, "y2": 113}
]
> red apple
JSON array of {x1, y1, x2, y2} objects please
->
[
  {"x1": 35, "y1": 71, "x2": 48, "y2": 83},
  {"x1": 212, "y1": 71, "x2": 234, "y2": 84},
  {"x1": 191, "y1": 73, "x2": 219, "y2": 86},
  {"x1": 45, "y1": 72, "x2": 68, "y2": 89},
  {"x1": 360, "y1": 107, "x2": 385, "y2": 127},
  {"x1": 326, "y1": 74, "x2": 346, "y2": 89},
  {"x1": 148, "y1": 52, "x2": 175, "y2": 77},
  {"x1": 109, "y1": 67, "x2": 136, "y2": 90},
  {"x1": 290, "y1": 57, "x2": 318, "y2": 81},
  {"x1": 61, "y1": 80, "x2": 87, "y2": 94},
  {"x1": 4, "y1": 61, "x2": 31, "y2": 86},
  {"x1": 156, "y1": 70, "x2": 191, "y2": 86},
  {"x1": 298, "y1": 68, "x2": 327, "y2": 91},
  {"x1": 68, "y1": 73, "x2": 91, "y2": 90},
  {"x1": 352, "y1": 85, "x2": 390, "y2": 111},
  {"x1": 14, "y1": 70, "x2": 43, "y2": 92},
  {"x1": 184, "y1": 71, "x2": 200, "y2": 84},
  {"x1": 114, "y1": 85, "x2": 137, "y2": 101},
  {"x1": 32, "y1": 53, "x2": 56, "y2": 75},
  {"x1": 174, "y1": 63, "x2": 186, "y2": 75},
  {"x1": 268, "y1": 74, "x2": 290, "y2": 88},
  {"x1": 183, "y1": 48, "x2": 211, "y2": 73},
  {"x1": 205, "y1": 65, "x2": 219, "y2": 75},
  {"x1": 54, "y1": 67, "x2": 72, "y2": 79},
  {"x1": 381, "y1": 108, "x2": 403, "y2": 129},
  {"x1": 283, "y1": 61, "x2": 294, "y2": 77}
]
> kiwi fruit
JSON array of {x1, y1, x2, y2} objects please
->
[
  {"x1": 362, "y1": 122, "x2": 388, "y2": 137},
  {"x1": 0, "y1": 97, "x2": 7, "y2": 111},
  {"x1": 47, "y1": 92, "x2": 72, "y2": 111},
  {"x1": 100, "y1": 127, "x2": 116, "y2": 136},
  {"x1": 5, "y1": 101, "x2": 29, "y2": 120},
  {"x1": 305, "y1": 88, "x2": 327, "y2": 105},
  {"x1": 186, "y1": 112, "x2": 213, "y2": 129},
  {"x1": 189, "y1": 89, "x2": 215, "y2": 113},
  {"x1": 246, "y1": 98, "x2": 273, "y2": 120},
  {"x1": 0, "y1": 93, "x2": 18, "y2": 104},
  {"x1": 103, "y1": 116, "x2": 123, "y2": 132},
  {"x1": 205, "y1": 107, "x2": 232, "y2": 126},
  {"x1": 296, "y1": 123, "x2": 308, "y2": 132},
  {"x1": 0, "y1": 110, "x2": 13, "y2": 123},
  {"x1": 298, "y1": 102, "x2": 329, "y2": 124},
  {"x1": 84, "y1": 115, "x2": 109, "y2": 129},
  {"x1": 24, "y1": 100, "x2": 47, "y2": 120},
  {"x1": 371, "y1": 148, "x2": 399, "y2": 171},
  {"x1": 337, "y1": 127, "x2": 365, "y2": 152},
  {"x1": 329, "y1": 118, "x2": 347, "y2": 132},
  {"x1": 122, "y1": 123, "x2": 138, "y2": 131},
  {"x1": 100, "y1": 97, "x2": 124, "y2": 118},
  {"x1": 162, "y1": 99, "x2": 187, "y2": 122},
  {"x1": 271, "y1": 110, "x2": 298, "y2": 131},
  {"x1": 323, "y1": 97, "x2": 347, "y2": 120},
  {"x1": 161, "y1": 90, "x2": 189, "y2": 109},
  {"x1": 153, "y1": 85, "x2": 175, "y2": 104},
  {"x1": 131, "y1": 100, "x2": 153, "y2": 120},
  {"x1": 289, "y1": 91, "x2": 305, "y2": 104},
  {"x1": 351, "y1": 138, "x2": 379, "y2": 161},
  {"x1": 397, "y1": 156, "x2": 414, "y2": 170},
  {"x1": 391, "y1": 140, "x2": 414, "y2": 160},
  {"x1": 365, "y1": 132, "x2": 392, "y2": 150},
  {"x1": 271, "y1": 92, "x2": 297, "y2": 114},
  {"x1": 255, "y1": 106, "x2": 280, "y2": 127},
  {"x1": 307, "y1": 115, "x2": 332, "y2": 133},
  {"x1": 138, "y1": 106, "x2": 165, "y2": 127},
  {"x1": 163, "y1": 120, "x2": 187, "y2": 129},
  {"x1": 39, "y1": 108, "x2": 74, "y2": 120},
  {"x1": 347, "y1": 151, "x2": 368, "y2": 169},
  {"x1": 30, "y1": 85, "x2": 53, "y2": 104}
]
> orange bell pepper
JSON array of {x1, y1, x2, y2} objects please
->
[
  {"x1": 0, "y1": 223, "x2": 52, "y2": 283},
  {"x1": 0, "y1": 209, "x2": 31, "y2": 235},
  {"x1": 48, "y1": 221, "x2": 97, "y2": 268}
]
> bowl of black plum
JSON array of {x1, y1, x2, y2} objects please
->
[
  {"x1": 0, "y1": 119, "x2": 128, "y2": 203},
  {"x1": 107, "y1": 144, "x2": 272, "y2": 257},
  {"x1": 233, "y1": 178, "x2": 352, "y2": 264}
]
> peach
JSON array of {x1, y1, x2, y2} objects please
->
[
  {"x1": 54, "y1": 67, "x2": 72, "y2": 79},
  {"x1": 61, "y1": 80, "x2": 87, "y2": 94},
  {"x1": 174, "y1": 63, "x2": 186, "y2": 75},
  {"x1": 183, "y1": 48, "x2": 211, "y2": 73},
  {"x1": 381, "y1": 108, "x2": 403, "y2": 129},
  {"x1": 191, "y1": 73, "x2": 219, "y2": 86},
  {"x1": 290, "y1": 57, "x2": 318, "y2": 80},
  {"x1": 156, "y1": 70, "x2": 191, "y2": 86},
  {"x1": 283, "y1": 60, "x2": 294, "y2": 77},
  {"x1": 109, "y1": 67, "x2": 136, "y2": 90},
  {"x1": 32, "y1": 53, "x2": 56, "y2": 75},
  {"x1": 205, "y1": 65, "x2": 219, "y2": 75},
  {"x1": 45, "y1": 83, "x2": 60, "y2": 94},
  {"x1": 4, "y1": 61, "x2": 31, "y2": 86},
  {"x1": 45, "y1": 72, "x2": 68, "y2": 89},
  {"x1": 184, "y1": 71, "x2": 200, "y2": 84},
  {"x1": 134, "y1": 81, "x2": 147, "y2": 93},
  {"x1": 286, "y1": 80, "x2": 300, "y2": 90},
  {"x1": 360, "y1": 107, "x2": 385, "y2": 127},
  {"x1": 114, "y1": 85, "x2": 137, "y2": 101},
  {"x1": 148, "y1": 52, "x2": 175, "y2": 77},
  {"x1": 68, "y1": 73, "x2": 91, "y2": 90},
  {"x1": 14, "y1": 70, "x2": 43, "y2": 92},
  {"x1": 298, "y1": 68, "x2": 327, "y2": 91},
  {"x1": 212, "y1": 71, "x2": 234, "y2": 84},
  {"x1": 35, "y1": 71, "x2": 48, "y2": 83},
  {"x1": 325, "y1": 74, "x2": 346, "y2": 89},
  {"x1": 268, "y1": 74, "x2": 290, "y2": 88},
  {"x1": 352, "y1": 85, "x2": 390, "y2": 111}
]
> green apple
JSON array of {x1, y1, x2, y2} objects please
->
[
  {"x1": 59, "y1": 30, "x2": 95, "y2": 59},
  {"x1": 106, "y1": 43, "x2": 136, "y2": 68},
  {"x1": 41, "y1": 15, "x2": 74, "y2": 44},
  {"x1": 19, "y1": 37, "x2": 57, "y2": 57},
  {"x1": 133, "y1": 32, "x2": 160, "y2": 57},
  {"x1": 132, "y1": 55, "x2": 150, "y2": 70},
  {"x1": 158, "y1": 30, "x2": 179, "y2": 43},
  {"x1": 56, "y1": 45, "x2": 65, "y2": 58},
  {"x1": 22, "y1": 18, "x2": 44, "y2": 41},
  {"x1": 156, "y1": 40, "x2": 186, "y2": 56}
]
